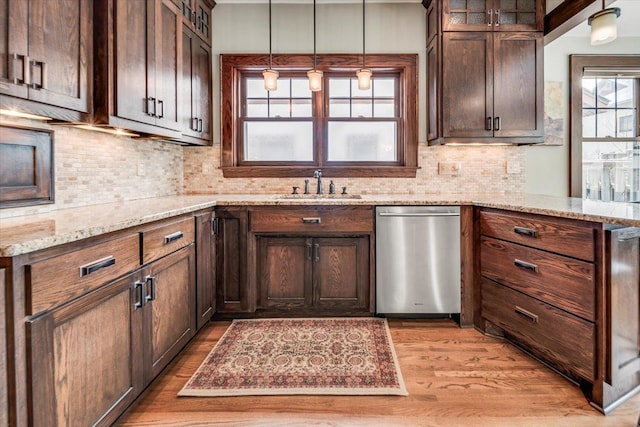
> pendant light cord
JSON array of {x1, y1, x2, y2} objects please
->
[
  {"x1": 362, "y1": 0, "x2": 366, "y2": 69},
  {"x1": 313, "y1": 0, "x2": 317, "y2": 70},
  {"x1": 269, "y1": 0, "x2": 273, "y2": 70}
]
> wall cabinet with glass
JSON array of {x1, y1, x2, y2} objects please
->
[
  {"x1": 442, "y1": 0, "x2": 543, "y2": 32},
  {"x1": 571, "y1": 55, "x2": 640, "y2": 201}
]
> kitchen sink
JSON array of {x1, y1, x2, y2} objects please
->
[{"x1": 276, "y1": 194, "x2": 362, "y2": 199}]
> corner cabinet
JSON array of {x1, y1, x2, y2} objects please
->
[
  {"x1": 3, "y1": 211, "x2": 205, "y2": 426},
  {"x1": 0, "y1": 0, "x2": 92, "y2": 121},
  {"x1": 425, "y1": 0, "x2": 544, "y2": 145}
]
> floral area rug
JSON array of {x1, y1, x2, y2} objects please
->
[{"x1": 178, "y1": 318, "x2": 408, "y2": 397}]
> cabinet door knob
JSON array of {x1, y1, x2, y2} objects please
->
[
  {"x1": 486, "y1": 116, "x2": 493, "y2": 131},
  {"x1": 157, "y1": 99, "x2": 164, "y2": 118},
  {"x1": 487, "y1": 9, "x2": 493, "y2": 26},
  {"x1": 495, "y1": 9, "x2": 501, "y2": 26},
  {"x1": 147, "y1": 97, "x2": 156, "y2": 116},
  {"x1": 494, "y1": 116, "x2": 501, "y2": 131},
  {"x1": 133, "y1": 281, "x2": 145, "y2": 309},
  {"x1": 145, "y1": 275, "x2": 156, "y2": 302},
  {"x1": 313, "y1": 243, "x2": 320, "y2": 262}
]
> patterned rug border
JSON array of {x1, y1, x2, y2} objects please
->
[{"x1": 178, "y1": 317, "x2": 408, "y2": 397}]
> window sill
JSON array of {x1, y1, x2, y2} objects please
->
[{"x1": 221, "y1": 166, "x2": 419, "y2": 178}]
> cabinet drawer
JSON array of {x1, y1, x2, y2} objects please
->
[
  {"x1": 28, "y1": 234, "x2": 140, "y2": 315},
  {"x1": 479, "y1": 210, "x2": 594, "y2": 261},
  {"x1": 480, "y1": 236, "x2": 595, "y2": 321},
  {"x1": 481, "y1": 278, "x2": 595, "y2": 381},
  {"x1": 250, "y1": 207, "x2": 374, "y2": 234},
  {"x1": 141, "y1": 217, "x2": 195, "y2": 265}
]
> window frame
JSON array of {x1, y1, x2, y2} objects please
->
[
  {"x1": 569, "y1": 55, "x2": 640, "y2": 197},
  {"x1": 220, "y1": 53, "x2": 419, "y2": 178}
]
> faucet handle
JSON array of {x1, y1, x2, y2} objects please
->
[{"x1": 313, "y1": 169, "x2": 322, "y2": 179}]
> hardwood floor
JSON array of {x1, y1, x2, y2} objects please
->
[{"x1": 116, "y1": 319, "x2": 640, "y2": 426}]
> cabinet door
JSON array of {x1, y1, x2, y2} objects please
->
[
  {"x1": 442, "y1": 32, "x2": 493, "y2": 139},
  {"x1": 27, "y1": 272, "x2": 143, "y2": 427},
  {"x1": 26, "y1": 0, "x2": 91, "y2": 112},
  {"x1": 215, "y1": 208, "x2": 252, "y2": 313},
  {"x1": 193, "y1": 36, "x2": 212, "y2": 142},
  {"x1": 494, "y1": 0, "x2": 543, "y2": 31},
  {"x1": 115, "y1": 0, "x2": 155, "y2": 125},
  {"x1": 443, "y1": 0, "x2": 491, "y2": 31},
  {"x1": 182, "y1": 27, "x2": 212, "y2": 144},
  {"x1": 195, "y1": 212, "x2": 215, "y2": 330},
  {"x1": 154, "y1": 0, "x2": 182, "y2": 131},
  {"x1": 0, "y1": 0, "x2": 29, "y2": 99},
  {"x1": 143, "y1": 245, "x2": 195, "y2": 383},
  {"x1": 493, "y1": 32, "x2": 543, "y2": 139},
  {"x1": 313, "y1": 237, "x2": 370, "y2": 311},
  {"x1": 426, "y1": 37, "x2": 440, "y2": 143},
  {"x1": 257, "y1": 236, "x2": 311, "y2": 309}
]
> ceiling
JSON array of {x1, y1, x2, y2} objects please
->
[{"x1": 565, "y1": 0, "x2": 640, "y2": 38}]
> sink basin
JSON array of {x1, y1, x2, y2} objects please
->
[{"x1": 277, "y1": 194, "x2": 362, "y2": 199}]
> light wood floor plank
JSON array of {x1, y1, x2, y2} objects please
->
[{"x1": 116, "y1": 319, "x2": 640, "y2": 426}]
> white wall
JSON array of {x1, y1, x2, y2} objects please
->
[
  {"x1": 211, "y1": 2, "x2": 426, "y2": 143},
  {"x1": 526, "y1": 35, "x2": 640, "y2": 196}
]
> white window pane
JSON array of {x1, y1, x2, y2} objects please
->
[
  {"x1": 351, "y1": 80, "x2": 372, "y2": 98},
  {"x1": 596, "y1": 110, "x2": 616, "y2": 138},
  {"x1": 246, "y1": 78, "x2": 267, "y2": 98},
  {"x1": 582, "y1": 78, "x2": 596, "y2": 108},
  {"x1": 246, "y1": 99, "x2": 268, "y2": 117},
  {"x1": 596, "y1": 78, "x2": 615, "y2": 106},
  {"x1": 271, "y1": 79, "x2": 291, "y2": 98},
  {"x1": 291, "y1": 99, "x2": 312, "y2": 117},
  {"x1": 617, "y1": 79, "x2": 635, "y2": 108},
  {"x1": 327, "y1": 121, "x2": 397, "y2": 162},
  {"x1": 583, "y1": 110, "x2": 595, "y2": 138},
  {"x1": 582, "y1": 141, "x2": 640, "y2": 202},
  {"x1": 352, "y1": 99, "x2": 372, "y2": 118},
  {"x1": 269, "y1": 99, "x2": 290, "y2": 118},
  {"x1": 374, "y1": 78, "x2": 395, "y2": 97},
  {"x1": 329, "y1": 99, "x2": 350, "y2": 117},
  {"x1": 330, "y1": 79, "x2": 350, "y2": 97},
  {"x1": 374, "y1": 100, "x2": 395, "y2": 117},
  {"x1": 291, "y1": 79, "x2": 312, "y2": 98},
  {"x1": 618, "y1": 110, "x2": 636, "y2": 137},
  {"x1": 244, "y1": 122, "x2": 313, "y2": 161}
]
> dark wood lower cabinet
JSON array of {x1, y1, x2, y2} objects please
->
[
  {"x1": 256, "y1": 236, "x2": 370, "y2": 314},
  {"x1": 143, "y1": 245, "x2": 196, "y2": 383},
  {"x1": 0, "y1": 268, "x2": 7, "y2": 427},
  {"x1": 27, "y1": 271, "x2": 143, "y2": 427},
  {"x1": 215, "y1": 207, "x2": 251, "y2": 313},
  {"x1": 195, "y1": 212, "x2": 215, "y2": 329}
]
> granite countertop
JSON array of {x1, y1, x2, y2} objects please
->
[{"x1": 2, "y1": 193, "x2": 640, "y2": 257}]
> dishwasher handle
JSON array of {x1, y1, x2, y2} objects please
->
[{"x1": 378, "y1": 212, "x2": 460, "y2": 217}]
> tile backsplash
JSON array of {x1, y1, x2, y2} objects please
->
[
  {"x1": 1, "y1": 117, "x2": 525, "y2": 220},
  {"x1": 0, "y1": 120, "x2": 184, "y2": 219},
  {"x1": 183, "y1": 144, "x2": 525, "y2": 196}
]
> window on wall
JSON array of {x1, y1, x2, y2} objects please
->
[
  {"x1": 570, "y1": 55, "x2": 640, "y2": 202},
  {"x1": 221, "y1": 54, "x2": 418, "y2": 178}
]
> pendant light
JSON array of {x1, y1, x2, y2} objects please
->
[
  {"x1": 263, "y1": 0, "x2": 278, "y2": 91},
  {"x1": 588, "y1": 6, "x2": 621, "y2": 46},
  {"x1": 307, "y1": 0, "x2": 323, "y2": 92},
  {"x1": 356, "y1": 0, "x2": 371, "y2": 90}
]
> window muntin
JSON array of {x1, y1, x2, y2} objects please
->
[{"x1": 582, "y1": 77, "x2": 637, "y2": 138}]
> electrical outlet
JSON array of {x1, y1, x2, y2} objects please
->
[
  {"x1": 505, "y1": 161, "x2": 520, "y2": 174},
  {"x1": 202, "y1": 162, "x2": 213, "y2": 174},
  {"x1": 136, "y1": 161, "x2": 146, "y2": 177},
  {"x1": 438, "y1": 161, "x2": 462, "y2": 175}
]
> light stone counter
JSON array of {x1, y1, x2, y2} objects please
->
[{"x1": 3, "y1": 193, "x2": 640, "y2": 257}]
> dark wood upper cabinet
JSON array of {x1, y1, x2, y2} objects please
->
[
  {"x1": 179, "y1": 0, "x2": 214, "y2": 45},
  {"x1": 181, "y1": 26, "x2": 213, "y2": 145},
  {"x1": 426, "y1": 0, "x2": 544, "y2": 145},
  {"x1": 442, "y1": 0, "x2": 544, "y2": 32},
  {"x1": 0, "y1": 0, "x2": 92, "y2": 121}
]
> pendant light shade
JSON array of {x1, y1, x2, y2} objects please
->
[
  {"x1": 263, "y1": 0, "x2": 278, "y2": 91},
  {"x1": 588, "y1": 7, "x2": 621, "y2": 46},
  {"x1": 357, "y1": 0, "x2": 371, "y2": 90},
  {"x1": 308, "y1": 0, "x2": 323, "y2": 91}
]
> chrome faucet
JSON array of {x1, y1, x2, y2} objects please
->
[{"x1": 313, "y1": 169, "x2": 323, "y2": 194}]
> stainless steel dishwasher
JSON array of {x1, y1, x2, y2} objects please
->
[{"x1": 375, "y1": 206, "x2": 461, "y2": 316}]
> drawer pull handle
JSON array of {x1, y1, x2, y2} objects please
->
[
  {"x1": 79, "y1": 256, "x2": 116, "y2": 277},
  {"x1": 514, "y1": 259, "x2": 538, "y2": 273},
  {"x1": 164, "y1": 231, "x2": 184, "y2": 244},
  {"x1": 514, "y1": 226, "x2": 537, "y2": 238},
  {"x1": 515, "y1": 306, "x2": 539, "y2": 323},
  {"x1": 302, "y1": 217, "x2": 322, "y2": 224}
]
